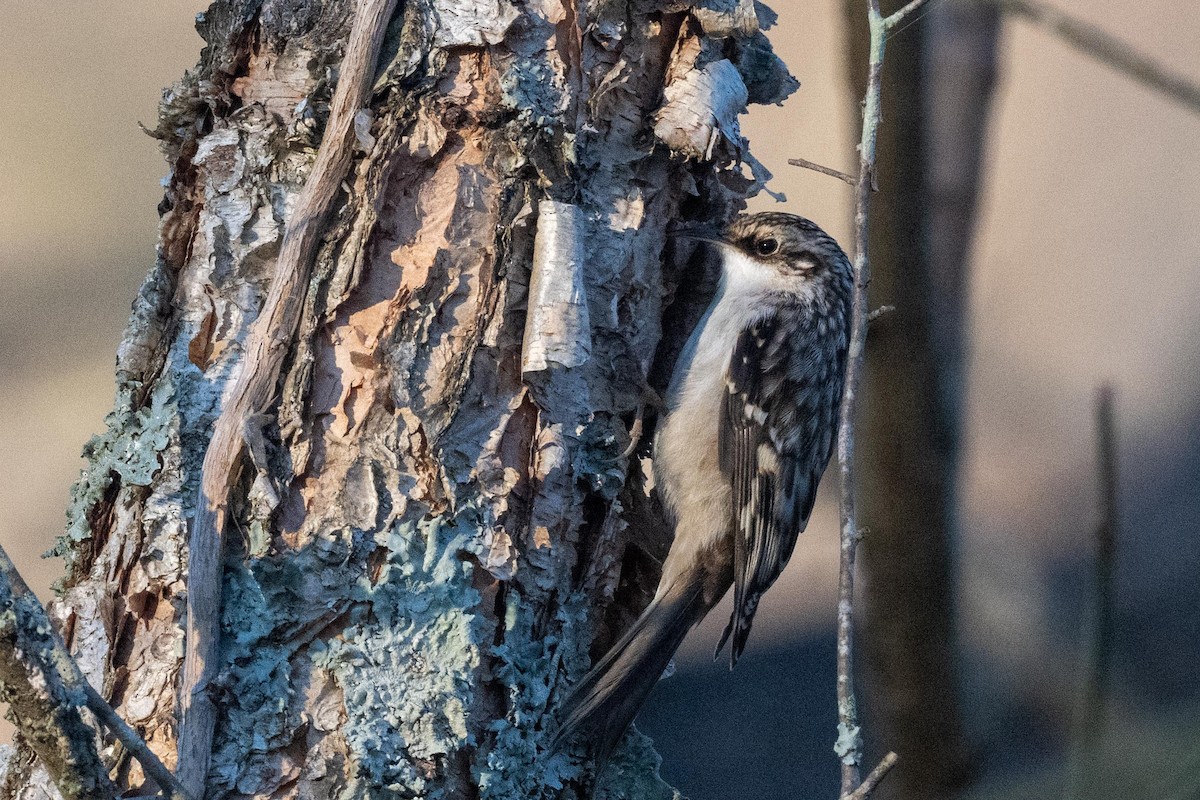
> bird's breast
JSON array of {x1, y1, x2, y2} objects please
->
[{"x1": 652, "y1": 296, "x2": 749, "y2": 578}]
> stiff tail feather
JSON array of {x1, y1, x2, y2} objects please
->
[
  {"x1": 713, "y1": 589, "x2": 760, "y2": 668},
  {"x1": 550, "y1": 577, "x2": 708, "y2": 764}
]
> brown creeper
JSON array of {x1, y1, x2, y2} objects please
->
[{"x1": 553, "y1": 212, "x2": 853, "y2": 763}]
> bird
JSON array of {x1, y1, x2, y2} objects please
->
[{"x1": 550, "y1": 212, "x2": 854, "y2": 766}]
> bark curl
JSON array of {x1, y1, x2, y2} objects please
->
[{"x1": 36, "y1": 0, "x2": 796, "y2": 796}]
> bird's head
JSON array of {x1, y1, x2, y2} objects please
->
[
  {"x1": 669, "y1": 212, "x2": 852, "y2": 300},
  {"x1": 720, "y1": 212, "x2": 852, "y2": 286}
]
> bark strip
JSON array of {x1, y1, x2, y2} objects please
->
[
  {"x1": 521, "y1": 200, "x2": 591, "y2": 372},
  {"x1": 177, "y1": 0, "x2": 400, "y2": 794}
]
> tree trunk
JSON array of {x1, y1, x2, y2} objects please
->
[
  {"x1": 0, "y1": 1, "x2": 793, "y2": 797},
  {"x1": 843, "y1": 0, "x2": 999, "y2": 797}
]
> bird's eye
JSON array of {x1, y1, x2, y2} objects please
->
[{"x1": 755, "y1": 237, "x2": 779, "y2": 256}]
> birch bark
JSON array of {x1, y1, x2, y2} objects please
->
[{"x1": 0, "y1": 0, "x2": 794, "y2": 797}]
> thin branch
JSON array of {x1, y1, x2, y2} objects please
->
[
  {"x1": 835, "y1": 0, "x2": 927, "y2": 796},
  {"x1": 788, "y1": 157, "x2": 858, "y2": 186},
  {"x1": 999, "y1": 0, "x2": 1200, "y2": 115},
  {"x1": 845, "y1": 753, "x2": 900, "y2": 800},
  {"x1": 1063, "y1": 385, "x2": 1120, "y2": 800},
  {"x1": 176, "y1": 0, "x2": 400, "y2": 795},
  {"x1": 885, "y1": 0, "x2": 932, "y2": 31},
  {"x1": 82, "y1": 684, "x2": 190, "y2": 800},
  {"x1": 0, "y1": 545, "x2": 115, "y2": 800},
  {"x1": 0, "y1": 546, "x2": 190, "y2": 800},
  {"x1": 866, "y1": 305, "x2": 895, "y2": 323}
]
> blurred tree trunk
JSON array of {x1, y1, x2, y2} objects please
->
[
  {"x1": 843, "y1": 1, "x2": 999, "y2": 797},
  {"x1": 0, "y1": 1, "x2": 793, "y2": 797}
]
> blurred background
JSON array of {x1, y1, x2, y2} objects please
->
[{"x1": 0, "y1": 1, "x2": 1197, "y2": 798}]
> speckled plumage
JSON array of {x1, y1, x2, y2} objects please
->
[{"x1": 553, "y1": 212, "x2": 852, "y2": 762}]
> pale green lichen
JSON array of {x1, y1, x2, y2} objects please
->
[
  {"x1": 206, "y1": 556, "x2": 313, "y2": 794},
  {"x1": 53, "y1": 374, "x2": 178, "y2": 578},
  {"x1": 477, "y1": 575, "x2": 684, "y2": 800},
  {"x1": 834, "y1": 721, "x2": 862, "y2": 766},
  {"x1": 476, "y1": 593, "x2": 583, "y2": 798},
  {"x1": 310, "y1": 517, "x2": 489, "y2": 797},
  {"x1": 206, "y1": 517, "x2": 375, "y2": 795},
  {"x1": 574, "y1": 417, "x2": 629, "y2": 498},
  {"x1": 595, "y1": 729, "x2": 685, "y2": 800}
]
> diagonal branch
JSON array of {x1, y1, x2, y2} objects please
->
[
  {"x1": 835, "y1": 0, "x2": 929, "y2": 797},
  {"x1": 885, "y1": 0, "x2": 931, "y2": 31},
  {"x1": 999, "y1": 0, "x2": 1200, "y2": 115},
  {"x1": 0, "y1": 545, "x2": 114, "y2": 800},
  {"x1": 846, "y1": 752, "x2": 900, "y2": 800},
  {"x1": 788, "y1": 157, "x2": 859, "y2": 186},
  {"x1": 176, "y1": 0, "x2": 400, "y2": 795},
  {"x1": 0, "y1": 545, "x2": 190, "y2": 799},
  {"x1": 81, "y1": 682, "x2": 191, "y2": 800}
]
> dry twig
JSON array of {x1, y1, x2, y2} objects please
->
[
  {"x1": 845, "y1": 752, "x2": 900, "y2": 800},
  {"x1": 866, "y1": 305, "x2": 895, "y2": 323},
  {"x1": 81, "y1": 683, "x2": 191, "y2": 800},
  {"x1": 176, "y1": 0, "x2": 399, "y2": 795},
  {"x1": 834, "y1": 0, "x2": 930, "y2": 796},
  {"x1": 788, "y1": 157, "x2": 858, "y2": 186}
]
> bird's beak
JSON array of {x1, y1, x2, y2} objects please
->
[{"x1": 666, "y1": 221, "x2": 728, "y2": 250}]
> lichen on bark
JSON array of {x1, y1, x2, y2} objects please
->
[{"x1": 9, "y1": 0, "x2": 798, "y2": 797}]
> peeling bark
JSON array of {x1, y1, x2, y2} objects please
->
[{"x1": 5, "y1": 0, "x2": 795, "y2": 797}]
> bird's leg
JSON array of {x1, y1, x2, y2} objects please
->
[{"x1": 622, "y1": 382, "x2": 665, "y2": 458}]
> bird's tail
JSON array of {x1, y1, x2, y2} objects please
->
[{"x1": 550, "y1": 575, "x2": 709, "y2": 764}]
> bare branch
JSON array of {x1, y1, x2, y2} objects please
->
[
  {"x1": 867, "y1": 305, "x2": 895, "y2": 323},
  {"x1": 0, "y1": 545, "x2": 114, "y2": 799},
  {"x1": 999, "y1": 0, "x2": 1200, "y2": 115},
  {"x1": 835, "y1": 0, "x2": 920, "y2": 793},
  {"x1": 845, "y1": 752, "x2": 900, "y2": 800},
  {"x1": 82, "y1": 684, "x2": 190, "y2": 800},
  {"x1": 884, "y1": 0, "x2": 932, "y2": 31},
  {"x1": 788, "y1": 157, "x2": 858, "y2": 186},
  {"x1": 0, "y1": 546, "x2": 190, "y2": 800},
  {"x1": 1063, "y1": 384, "x2": 1120, "y2": 800},
  {"x1": 177, "y1": 0, "x2": 400, "y2": 795}
]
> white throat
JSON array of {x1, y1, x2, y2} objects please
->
[{"x1": 717, "y1": 246, "x2": 781, "y2": 296}]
